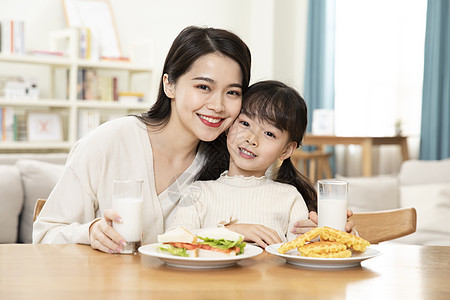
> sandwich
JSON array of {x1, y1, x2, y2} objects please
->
[
  {"x1": 157, "y1": 227, "x2": 246, "y2": 258},
  {"x1": 197, "y1": 227, "x2": 246, "y2": 257},
  {"x1": 157, "y1": 227, "x2": 198, "y2": 257}
]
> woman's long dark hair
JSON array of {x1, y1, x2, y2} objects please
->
[
  {"x1": 240, "y1": 80, "x2": 317, "y2": 211},
  {"x1": 136, "y1": 26, "x2": 251, "y2": 181}
]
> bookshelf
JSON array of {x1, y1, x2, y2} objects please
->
[{"x1": 0, "y1": 54, "x2": 152, "y2": 153}]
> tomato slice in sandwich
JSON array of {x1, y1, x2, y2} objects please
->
[
  {"x1": 198, "y1": 244, "x2": 241, "y2": 254},
  {"x1": 166, "y1": 242, "x2": 197, "y2": 250}
]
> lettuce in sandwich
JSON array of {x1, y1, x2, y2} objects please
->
[{"x1": 197, "y1": 227, "x2": 246, "y2": 256}]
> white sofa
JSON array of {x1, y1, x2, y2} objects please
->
[
  {"x1": 337, "y1": 158, "x2": 450, "y2": 246},
  {"x1": 0, "y1": 153, "x2": 66, "y2": 243}
]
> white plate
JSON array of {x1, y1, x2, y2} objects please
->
[
  {"x1": 265, "y1": 243, "x2": 381, "y2": 269},
  {"x1": 139, "y1": 243, "x2": 263, "y2": 269}
]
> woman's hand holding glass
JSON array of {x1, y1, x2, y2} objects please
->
[{"x1": 89, "y1": 209, "x2": 126, "y2": 253}]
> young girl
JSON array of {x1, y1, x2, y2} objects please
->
[{"x1": 169, "y1": 80, "x2": 318, "y2": 247}]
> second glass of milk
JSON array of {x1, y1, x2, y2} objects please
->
[
  {"x1": 113, "y1": 179, "x2": 143, "y2": 254},
  {"x1": 317, "y1": 180, "x2": 348, "y2": 231}
]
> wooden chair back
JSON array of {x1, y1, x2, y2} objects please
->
[
  {"x1": 349, "y1": 207, "x2": 417, "y2": 244},
  {"x1": 290, "y1": 150, "x2": 333, "y2": 182},
  {"x1": 33, "y1": 198, "x2": 47, "y2": 222}
]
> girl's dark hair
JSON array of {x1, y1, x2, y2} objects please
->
[
  {"x1": 136, "y1": 26, "x2": 251, "y2": 181},
  {"x1": 241, "y1": 80, "x2": 317, "y2": 211}
]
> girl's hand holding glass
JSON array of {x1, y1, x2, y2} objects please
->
[{"x1": 291, "y1": 210, "x2": 355, "y2": 235}]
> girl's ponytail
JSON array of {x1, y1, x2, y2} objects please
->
[{"x1": 275, "y1": 157, "x2": 317, "y2": 212}]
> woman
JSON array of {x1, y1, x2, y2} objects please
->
[
  {"x1": 33, "y1": 26, "x2": 251, "y2": 253},
  {"x1": 33, "y1": 26, "x2": 352, "y2": 253}
]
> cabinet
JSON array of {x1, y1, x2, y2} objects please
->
[{"x1": 0, "y1": 54, "x2": 152, "y2": 153}]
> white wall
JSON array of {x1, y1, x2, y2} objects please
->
[
  {"x1": 0, "y1": 0, "x2": 309, "y2": 101},
  {"x1": 273, "y1": 0, "x2": 308, "y2": 94}
]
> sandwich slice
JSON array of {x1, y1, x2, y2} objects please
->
[
  {"x1": 197, "y1": 227, "x2": 246, "y2": 257},
  {"x1": 157, "y1": 227, "x2": 198, "y2": 257}
]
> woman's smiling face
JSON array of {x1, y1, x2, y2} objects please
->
[{"x1": 164, "y1": 52, "x2": 243, "y2": 142}]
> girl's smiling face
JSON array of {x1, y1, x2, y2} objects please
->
[
  {"x1": 164, "y1": 53, "x2": 243, "y2": 142},
  {"x1": 226, "y1": 113, "x2": 297, "y2": 177}
]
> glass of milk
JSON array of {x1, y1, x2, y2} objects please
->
[
  {"x1": 113, "y1": 179, "x2": 143, "y2": 254},
  {"x1": 317, "y1": 180, "x2": 348, "y2": 231}
]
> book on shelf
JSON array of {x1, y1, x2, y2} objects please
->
[
  {"x1": 118, "y1": 92, "x2": 144, "y2": 104},
  {"x1": 76, "y1": 68, "x2": 118, "y2": 101},
  {"x1": 113, "y1": 77, "x2": 118, "y2": 101},
  {"x1": 52, "y1": 69, "x2": 69, "y2": 100},
  {"x1": 100, "y1": 56, "x2": 130, "y2": 62},
  {"x1": 16, "y1": 114, "x2": 26, "y2": 141},
  {"x1": 49, "y1": 27, "x2": 95, "y2": 59},
  {"x1": 84, "y1": 69, "x2": 98, "y2": 100},
  {"x1": 30, "y1": 49, "x2": 64, "y2": 57},
  {"x1": 79, "y1": 27, "x2": 91, "y2": 59},
  {"x1": 0, "y1": 107, "x2": 27, "y2": 142},
  {"x1": 0, "y1": 20, "x2": 25, "y2": 55},
  {"x1": 1, "y1": 107, "x2": 16, "y2": 142},
  {"x1": 78, "y1": 109, "x2": 100, "y2": 139}
]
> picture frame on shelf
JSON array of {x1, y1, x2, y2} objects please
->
[
  {"x1": 27, "y1": 112, "x2": 63, "y2": 141},
  {"x1": 62, "y1": 0, "x2": 121, "y2": 59}
]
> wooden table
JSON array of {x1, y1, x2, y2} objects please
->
[
  {"x1": 1, "y1": 244, "x2": 449, "y2": 299},
  {"x1": 303, "y1": 135, "x2": 409, "y2": 176}
]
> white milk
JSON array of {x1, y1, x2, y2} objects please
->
[
  {"x1": 318, "y1": 198, "x2": 348, "y2": 231},
  {"x1": 113, "y1": 197, "x2": 143, "y2": 242}
]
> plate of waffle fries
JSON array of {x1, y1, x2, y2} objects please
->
[{"x1": 265, "y1": 227, "x2": 381, "y2": 268}]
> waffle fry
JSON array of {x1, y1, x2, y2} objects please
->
[
  {"x1": 299, "y1": 250, "x2": 352, "y2": 258},
  {"x1": 278, "y1": 227, "x2": 370, "y2": 255},
  {"x1": 277, "y1": 227, "x2": 322, "y2": 254},
  {"x1": 320, "y1": 227, "x2": 370, "y2": 252},
  {"x1": 297, "y1": 241, "x2": 351, "y2": 258}
]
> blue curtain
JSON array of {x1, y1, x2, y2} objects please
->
[
  {"x1": 304, "y1": 0, "x2": 336, "y2": 133},
  {"x1": 304, "y1": 0, "x2": 336, "y2": 174},
  {"x1": 420, "y1": 0, "x2": 450, "y2": 160}
]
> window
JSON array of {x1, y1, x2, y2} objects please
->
[{"x1": 334, "y1": 0, "x2": 427, "y2": 138}]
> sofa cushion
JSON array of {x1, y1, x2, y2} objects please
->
[
  {"x1": 336, "y1": 174, "x2": 399, "y2": 212},
  {"x1": 16, "y1": 160, "x2": 64, "y2": 243},
  {"x1": 0, "y1": 165, "x2": 24, "y2": 243},
  {"x1": 0, "y1": 153, "x2": 68, "y2": 165},
  {"x1": 399, "y1": 159, "x2": 450, "y2": 186},
  {"x1": 387, "y1": 230, "x2": 450, "y2": 246},
  {"x1": 400, "y1": 183, "x2": 450, "y2": 234}
]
